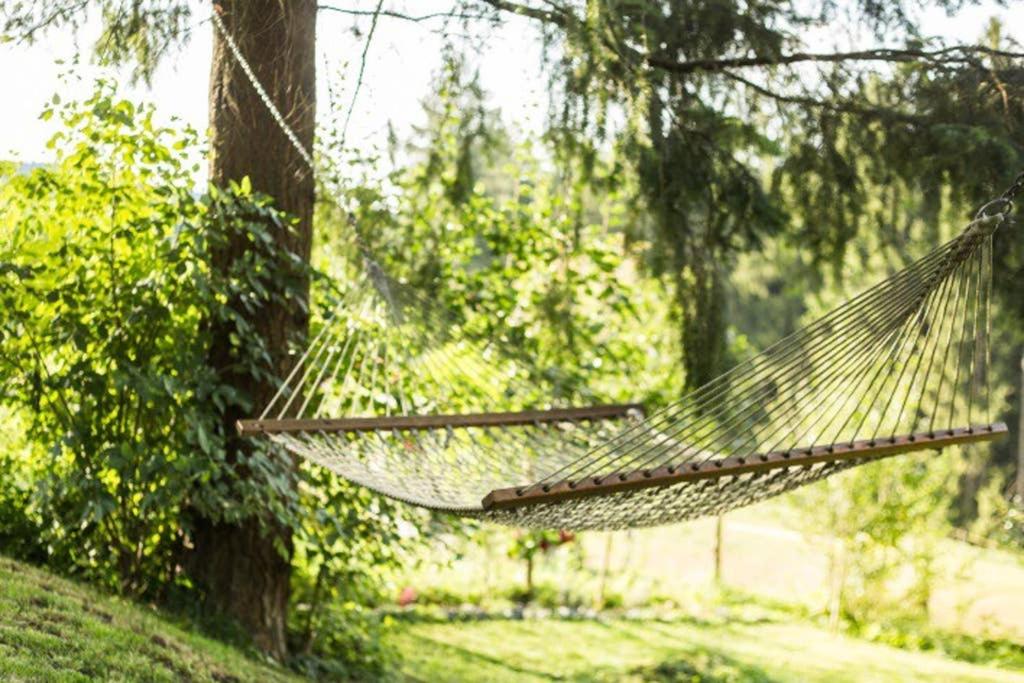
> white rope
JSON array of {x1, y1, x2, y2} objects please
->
[{"x1": 210, "y1": 6, "x2": 316, "y2": 170}]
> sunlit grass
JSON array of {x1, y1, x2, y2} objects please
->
[
  {"x1": 0, "y1": 555, "x2": 297, "y2": 682},
  {"x1": 393, "y1": 617, "x2": 1024, "y2": 682}
]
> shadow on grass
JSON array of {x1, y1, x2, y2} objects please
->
[
  {"x1": 577, "y1": 621, "x2": 778, "y2": 682},
  {"x1": 400, "y1": 631, "x2": 562, "y2": 680},
  {"x1": 384, "y1": 606, "x2": 725, "y2": 628},
  {"x1": 620, "y1": 651, "x2": 778, "y2": 683},
  {"x1": 401, "y1": 627, "x2": 777, "y2": 682}
]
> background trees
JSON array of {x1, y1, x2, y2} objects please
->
[
  {"x1": 460, "y1": 0, "x2": 1024, "y2": 388},
  {"x1": 4, "y1": 0, "x2": 317, "y2": 655}
]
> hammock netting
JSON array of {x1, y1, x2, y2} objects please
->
[
  {"x1": 240, "y1": 212, "x2": 1006, "y2": 530},
  {"x1": 211, "y1": 8, "x2": 1008, "y2": 530}
]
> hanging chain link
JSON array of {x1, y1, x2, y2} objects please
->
[
  {"x1": 977, "y1": 170, "x2": 1024, "y2": 220},
  {"x1": 999, "y1": 170, "x2": 1024, "y2": 204}
]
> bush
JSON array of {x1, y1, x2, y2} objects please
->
[
  {"x1": 0, "y1": 87, "x2": 213, "y2": 592},
  {"x1": 0, "y1": 83, "x2": 305, "y2": 597},
  {"x1": 0, "y1": 410, "x2": 45, "y2": 564},
  {"x1": 849, "y1": 617, "x2": 1024, "y2": 671}
]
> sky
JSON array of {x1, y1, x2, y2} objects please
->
[{"x1": 0, "y1": 0, "x2": 1021, "y2": 169}]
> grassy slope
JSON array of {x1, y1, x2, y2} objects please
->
[
  {"x1": 3, "y1": 551, "x2": 1024, "y2": 683},
  {"x1": 0, "y1": 555, "x2": 298, "y2": 683},
  {"x1": 393, "y1": 617, "x2": 1024, "y2": 683}
]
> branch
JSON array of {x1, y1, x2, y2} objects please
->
[
  {"x1": 721, "y1": 70, "x2": 922, "y2": 125},
  {"x1": 650, "y1": 45, "x2": 1024, "y2": 75},
  {"x1": 340, "y1": 0, "x2": 385, "y2": 148},
  {"x1": 3, "y1": 0, "x2": 89, "y2": 43},
  {"x1": 318, "y1": 5, "x2": 490, "y2": 23},
  {"x1": 475, "y1": 2, "x2": 1024, "y2": 75},
  {"x1": 476, "y1": 0, "x2": 568, "y2": 27}
]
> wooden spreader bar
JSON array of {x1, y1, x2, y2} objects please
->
[
  {"x1": 237, "y1": 403, "x2": 645, "y2": 436},
  {"x1": 481, "y1": 422, "x2": 1009, "y2": 511}
]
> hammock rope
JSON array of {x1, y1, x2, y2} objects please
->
[{"x1": 211, "y1": 9, "x2": 1012, "y2": 530}]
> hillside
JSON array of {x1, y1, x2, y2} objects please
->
[
  {"x1": 3, "y1": 548, "x2": 1024, "y2": 682},
  {"x1": 0, "y1": 555, "x2": 298, "y2": 682}
]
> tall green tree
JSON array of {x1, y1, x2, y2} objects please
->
[
  {"x1": 194, "y1": 1, "x2": 315, "y2": 658},
  {"x1": 439, "y1": 0, "x2": 1024, "y2": 388},
  {"x1": 2, "y1": 1, "x2": 316, "y2": 656}
]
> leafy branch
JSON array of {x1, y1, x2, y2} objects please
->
[{"x1": 474, "y1": 0, "x2": 1024, "y2": 75}]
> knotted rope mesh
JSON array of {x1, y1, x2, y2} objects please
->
[{"x1": 249, "y1": 212, "x2": 1002, "y2": 529}]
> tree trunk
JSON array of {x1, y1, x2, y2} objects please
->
[
  {"x1": 679, "y1": 255, "x2": 727, "y2": 390},
  {"x1": 525, "y1": 554, "x2": 534, "y2": 602},
  {"x1": 1017, "y1": 352, "x2": 1024, "y2": 503},
  {"x1": 596, "y1": 532, "x2": 613, "y2": 609},
  {"x1": 188, "y1": 0, "x2": 316, "y2": 659},
  {"x1": 827, "y1": 537, "x2": 846, "y2": 633},
  {"x1": 713, "y1": 515, "x2": 724, "y2": 584}
]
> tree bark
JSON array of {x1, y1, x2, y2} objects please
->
[
  {"x1": 713, "y1": 514, "x2": 724, "y2": 584},
  {"x1": 679, "y1": 256, "x2": 727, "y2": 390},
  {"x1": 188, "y1": 0, "x2": 316, "y2": 658},
  {"x1": 1017, "y1": 352, "x2": 1024, "y2": 502}
]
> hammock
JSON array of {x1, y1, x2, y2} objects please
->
[
  {"x1": 236, "y1": 211, "x2": 1007, "y2": 529},
  {"x1": 212, "y1": 11, "x2": 1010, "y2": 530}
]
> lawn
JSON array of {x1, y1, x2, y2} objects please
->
[
  {"x1": 4, "y1": 547, "x2": 1024, "y2": 682},
  {"x1": 391, "y1": 498, "x2": 1024, "y2": 681},
  {"x1": 404, "y1": 499, "x2": 1024, "y2": 641},
  {"x1": 392, "y1": 616, "x2": 1024, "y2": 682},
  {"x1": 0, "y1": 555, "x2": 298, "y2": 682}
]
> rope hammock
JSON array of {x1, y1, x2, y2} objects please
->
[{"x1": 212, "y1": 10, "x2": 1011, "y2": 530}]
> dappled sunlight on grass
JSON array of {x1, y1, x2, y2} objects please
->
[
  {"x1": 0, "y1": 555, "x2": 297, "y2": 682},
  {"x1": 393, "y1": 617, "x2": 1024, "y2": 682}
]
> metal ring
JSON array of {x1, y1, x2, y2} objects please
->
[{"x1": 974, "y1": 198, "x2": 1013, "y2": 220}]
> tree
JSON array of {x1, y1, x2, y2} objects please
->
[
  {"x1": 435, "y1": 0, "x2": 1024, "y2": 388},
  {"x1": 2, "y1": 0, "x2": 316, "y2": 656},
  {"x1": 191, "y1": 1, "x2": 316, "y2": 658},
  {"x1": 313, "y1": 1, "x2": 1024, "y2": 389}
]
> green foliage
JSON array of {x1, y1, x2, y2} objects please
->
[
  {"x1": 514, "y1": 0, "x2": 1024, "y2": 393},
  {"x1": 507, "y1": 529, "x2": 575, "y2": 563},
  {"x1": 325, "y1": 56, "x2": 683, "y2": 409},
  {"x1": 850, "y1": 617, "x2": 1024, "y2": 671},
  {"x1": 0, "y1": 83, "x2": 421, "y2": 674},
  {"x1": 288, "y1": 599, "x2": 398, "y2": 681},
  {"x1": 969, "y1": 474, "x2": 1024, "y2": 550},
  {"x1": 0, "y1": 86, "x2": 212, "y2": 592},
  {"x1": 0, "y1": 408, "x2": 46, "y2": 563},
  {"x1": 791, "y1": 452, "x2": 961, "y2": 626},
  {"x1": 189, "y1": 179, "x2": 312, "y2": 533},
  {"x1": 286, "y1": 471, "x2": 413, "y2": 678},
  {"x1": 1, "y1": 1, "x2": 193, "y2": 83}
]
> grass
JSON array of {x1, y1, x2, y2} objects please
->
[
  {"x1": 391, "y1": 615, "x2": 1024, "y2": 682},
  {"x1": 389, "y1": 498, "x2": 1024, "y2": 681},
  {"x1": 0, "y1": 555, "x2": 299, "y2": 682},
  {"x1": 4, "y1": 506, "x2": 1024, "y2": 683},
  {"x1": 2, "y1": 550, "x2": 1024, "y2": 683}
]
